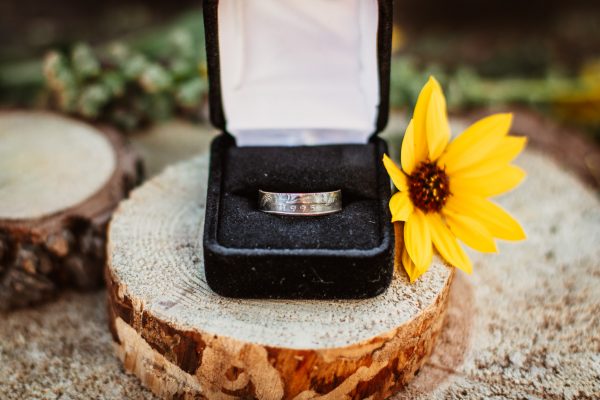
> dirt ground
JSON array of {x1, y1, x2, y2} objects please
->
[{"x1": 0, "y1": 116, "x2": 599, "y2": 399}]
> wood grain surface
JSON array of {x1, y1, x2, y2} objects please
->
[
  {"x1": 106, "y1": 154, "x2": 455, "y2": 399},
  {"x1": 0, "y1": 111, "x2": 142, "y2": 310}
]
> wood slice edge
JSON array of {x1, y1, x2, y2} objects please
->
[
  {"x1": 106, "y1": 265, "x2": 455, "y2": 400},
  {"x1": 0, "y1": 115, "x2": 143, "y2": 310}
]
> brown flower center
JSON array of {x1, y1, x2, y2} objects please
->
[{"x1": 408, "y1": 161, "x2": 451, "y2": 213}]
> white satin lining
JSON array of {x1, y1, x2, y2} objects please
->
[{"x1": 218, "y1": 0, "x2": 379, "y2": 146}]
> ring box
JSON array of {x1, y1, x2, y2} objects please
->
[{"x1": 202, "y1": 0, "x2": 395, "y2": 299}]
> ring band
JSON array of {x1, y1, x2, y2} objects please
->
[{"x1": 258, "y1": 190, "x2": 342, "y2": 216}]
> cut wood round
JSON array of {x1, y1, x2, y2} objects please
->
[
  {"x1": 0, "y1": 111, "x2": 142, "y2": 310},
  {"x1": 106, "y1": 155, "x2": 454, "y2": 400}
]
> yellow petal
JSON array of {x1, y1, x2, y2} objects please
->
[
  {"x1": 443, "y1": 209, "x2": 497, "y2": 253},
  {"x1": 445, "y1": 193, "x2": 526, "y2": 241},
  {"x1": 450, "y1": 136, "x2": 527, "y2": 179},
  {"x1": 404, "y1": 209, "x2": 433, "y2": 271},
  {"x1": 383, "y1": 154, "x2": 408, "y2": 191},
  {"x1": 402, "y1": 247, "x2": 426, "y2": 283},
  {"x1": 389, "y1": 191, "x2": 414, "y2": 222},
  {"x1": 450, "y1": 165, "x2": 526, "y2": 197},
  {"x1": 439, "y1": 113, "x2": 513, "y2": 175},
  {"x1": 412, "y1": 78, "x2": 436, "y2": 160},
  {"x1": 426, "y1": 80, "x2": 451, "y2": 161},
  {"x1": 426, "y1": 213, "x2": 473, "y2": 274},
  {"x1": 401, "y1": 119, "x2": 423, "y2": 174}
]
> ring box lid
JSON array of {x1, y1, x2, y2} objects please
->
[{"x1": 203, "y1": 0, "x2": 393, "y2": 146}]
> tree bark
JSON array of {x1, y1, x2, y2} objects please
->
[
  {"x1": 0, "y1": 111, "x2": 142, "y2": 310},
  {"x1": 106, "y1": 155, "x2": 454, "y2": 400}
]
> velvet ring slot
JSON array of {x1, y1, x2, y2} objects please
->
[{"x1": 203, "y1": 135, "x2": 395, "y2": 299}]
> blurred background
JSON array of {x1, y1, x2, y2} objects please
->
[{"x1": 0, "y1": 0, "x2": 599, "y2": 139}]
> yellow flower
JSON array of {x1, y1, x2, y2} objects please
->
[{"x1": 383, "y1": 77, "x2": 527, "y2": 282}]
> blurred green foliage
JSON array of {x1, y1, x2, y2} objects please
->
[
  {"x1": 38, "y1": 10, "x2": 207, "y2": 131},
  {"x1": 390, "y1": 57, "x2": 600, "y2": 139},
  {"x1": 0, "y1": 10, "x2": 598, "y2": 137},
  {"x1": 0, "y1": 11, "x2": 208, "y2": 131},
  {"x1": 43, "y1": 37, "x2": 207, "y2": 130}
]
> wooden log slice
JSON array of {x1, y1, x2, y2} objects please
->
[
  {"x1": 0, "y1": 111, "x2": 142, "y2": 310},
  {"x1": 106, "y1": 155, "x2": 454, "y2": 400}
]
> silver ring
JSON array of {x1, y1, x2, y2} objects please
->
[{"x1": 258, "y1": 190, "x2": 342, "y2": 216}]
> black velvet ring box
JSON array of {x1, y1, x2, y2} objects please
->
[{"x1": 202, "y1": 0, "x2": 395, "y2": 299}]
